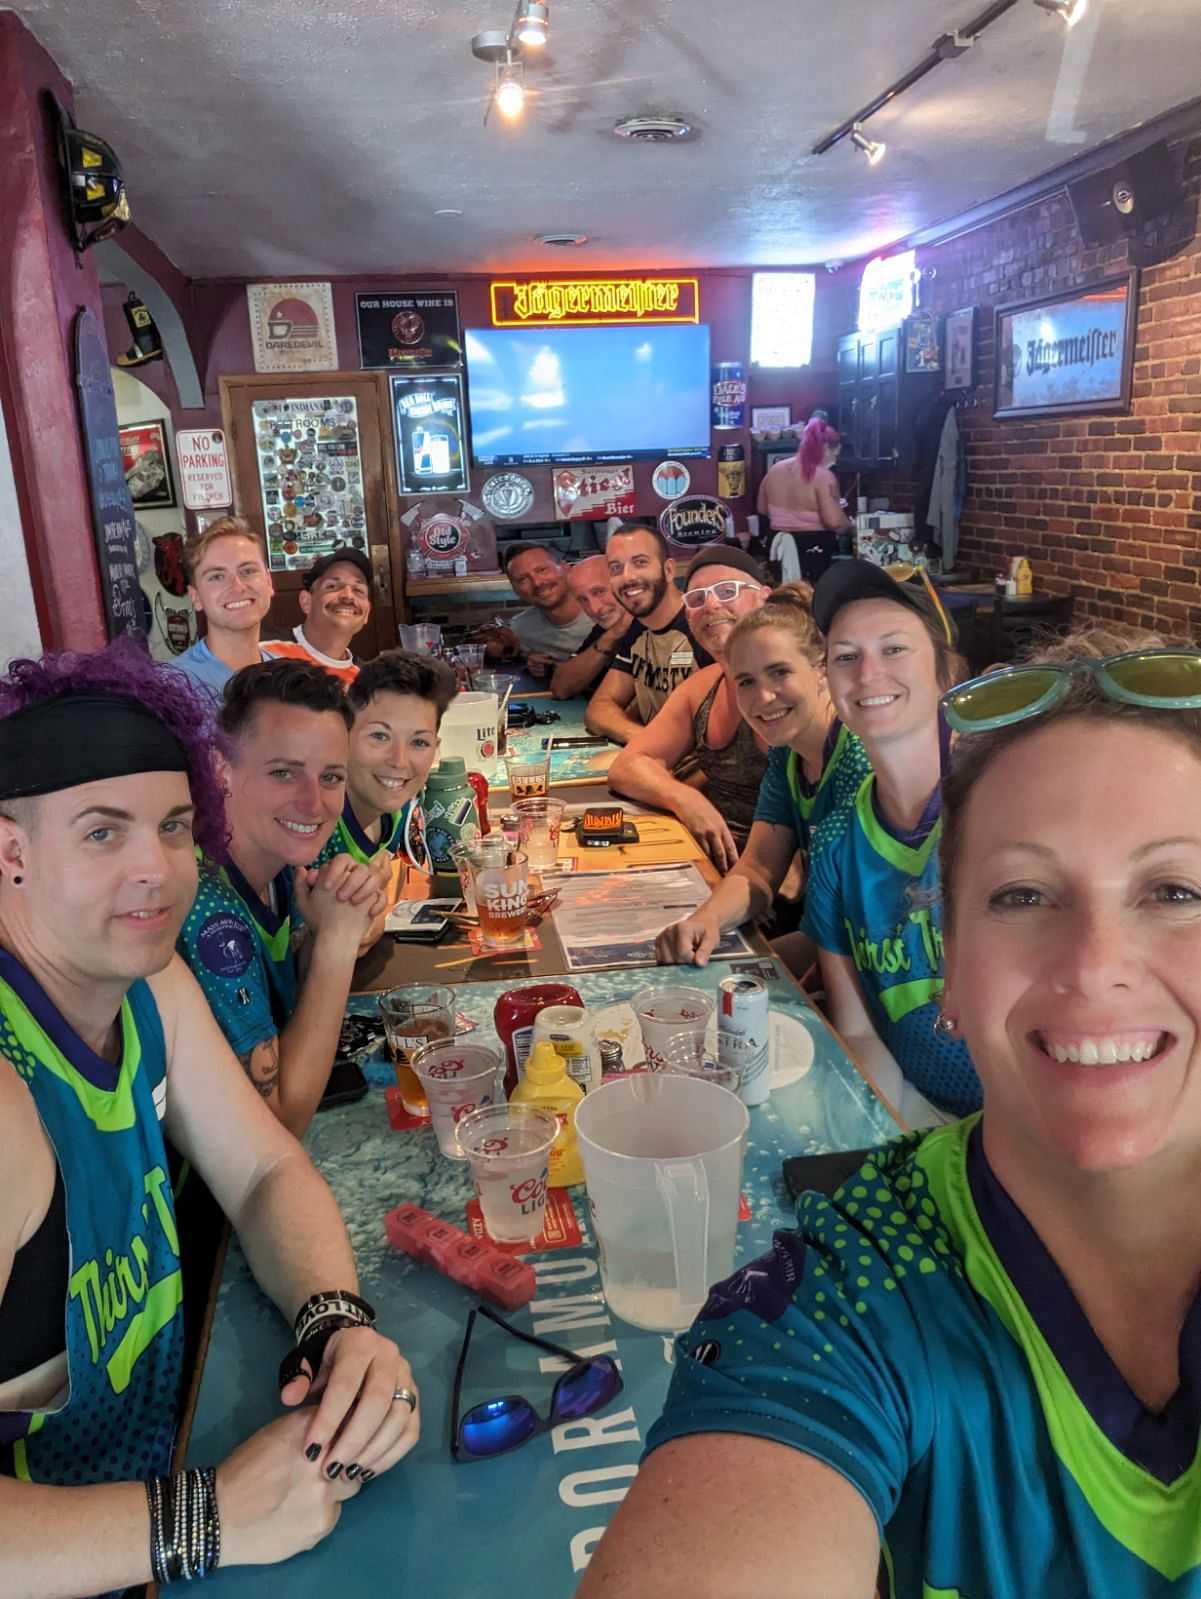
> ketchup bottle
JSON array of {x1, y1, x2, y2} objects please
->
[
  {"x1": 494, "y1": 982, "x2": 582, "y2": 1097},
  {"x1": 466, "y1": 769, "x2": 490, "y2": 835}
]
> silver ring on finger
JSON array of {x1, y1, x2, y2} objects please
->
[{"x1": 392, "y1": 1386, "x2": 418, "y2": 1412}]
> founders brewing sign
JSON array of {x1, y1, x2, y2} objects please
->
[
  {"x1": 658, "y1": 494, "x2": 732, "y2": 549},
  {"x1": 74, "y1": 307, "x2": 145, "y2": 639}
]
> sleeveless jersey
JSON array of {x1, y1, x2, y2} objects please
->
[
  {"x1": 311, "y1": 795, "x2": 428, "y2": 873},
  {"x1": 0, "y1": 949, "x2": 183, "y2": 1488}
]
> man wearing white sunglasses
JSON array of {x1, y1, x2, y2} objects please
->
[{"x1": 607, "y1": 549, "x2": 771, "y2": 870}]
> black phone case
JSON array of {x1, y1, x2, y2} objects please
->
[{"x1": 319, "y1": 1055, "x2": 369, "y2": 1111}]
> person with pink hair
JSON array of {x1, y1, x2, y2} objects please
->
[{"x1": 757, "y1": 416, "x2": 852, "y2": 584}]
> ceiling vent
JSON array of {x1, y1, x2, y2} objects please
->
[
  {"x1": 536, "y1": 231, "x2": 589, "y2": 246},
  {"x1": 611, "y1": 114, "x2": 693, "y2": 143}
]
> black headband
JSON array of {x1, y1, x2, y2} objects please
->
[{"x1": 0, "y1": 696, "x2": 190, "y2": 802}]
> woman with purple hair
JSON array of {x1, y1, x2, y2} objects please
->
[
  {"x1": 0, "y1": 640, "x2": 419, "y2": 1596},
  {"x1": 757, "y1": 416, "x2": 853, "y2": 585}
]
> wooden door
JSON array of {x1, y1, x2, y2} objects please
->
[
  {"x1": 220, "y1": 372, "x2": 398, "y2": 659},
  {"x1": 875, "y1": 330, "x2": 901, "y2": 466}
]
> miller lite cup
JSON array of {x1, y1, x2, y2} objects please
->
[{"x1": 717, "y1": 975, "x2": 770, "y2": 1106}]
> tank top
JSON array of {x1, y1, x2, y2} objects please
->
[
  {"x1": 0, "y1": 950, "x2": 184, "y2": 1488},
  {"x1": 692, "y1": 678, "x2": 768, "y2": 848},
  {"x1": 313, "y1": 795, "x2": 428, "y2": 872}
]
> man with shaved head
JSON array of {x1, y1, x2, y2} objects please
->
[{"x1": 547, "y1": 554, "x2": 633, "y2": 699}]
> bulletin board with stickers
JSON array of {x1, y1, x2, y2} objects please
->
[{"x1": 251, "y1": 396, "x2": 369, "y2": 574}]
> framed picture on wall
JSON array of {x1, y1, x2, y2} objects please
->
[
  {"x1": 390, "y1": 372, "x2": 470, "y2": 495},
  {"x1": 993, "y1": 270, "x2": 1139, "y2": 419},
  {"x1": 751, "y1": 405, "x2": 791, "y2": 430},
  {"x1": 119, "y1": 419, "x2": 177, "y2": 509},
  {"x1": 944, "y1": 307, "x2": 976, "y2": 391}
]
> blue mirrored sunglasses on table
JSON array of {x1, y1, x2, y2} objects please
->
[
  {"x1": 941, "y1": 650, "x2": 1201, "y2": 733},
  {"x1": 451, "y1": 1303, "x2": 624, "y2": 1462}
]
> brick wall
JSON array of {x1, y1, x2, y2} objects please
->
[{"x1": 913, "y1": 136, "x2": 1201, "y2": 637}]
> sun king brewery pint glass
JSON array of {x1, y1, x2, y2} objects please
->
[{"x1": 717, "y1": 975, "x2": 770, "y2": 1106}]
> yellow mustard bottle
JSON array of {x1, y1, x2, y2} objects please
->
[
  {"x1": 510, "y1": 1040, "x2": 585, "y2": 1187},
  {"x1": 1012, "y1": 556, "x2": 1033, "y2": 597}
]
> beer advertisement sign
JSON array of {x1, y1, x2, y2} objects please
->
[
  {"x1": 357, "y1": 291, "x2": 461, "y2": 369},
  {"x1": 994, "y1": 272, "x2": 1138, "y2": 419},
  {"x1": 390, "y1": 373, "x2": 470, "y2": 496}
]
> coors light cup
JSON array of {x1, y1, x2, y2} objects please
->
[
  {"x1": 456, "y1": 1104, "x2": 559, "y2": 1244},
  {"x1": 410, "y1": 1040, "x2": 501, "y2": 1159},
  {"x1": 632, "y1": 984, "x2": 714, "y2": 1072}
]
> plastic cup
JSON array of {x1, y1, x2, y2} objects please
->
[
  {"x1": 400, "y1": 622, "x2": 442, "y2": 654},
  {"x1": 411, "y1": 1040, "x2": 502, "y2": 1159},
  {"x1": 469, "y1": 849, "x2": 530, "y2": 950},
  {"x1": 632, "y1": 985, "x2": 714, "y2": 1073},
  {"x1": 379, "y1": 985, "x2": 456, "y2": 1117},
  {"x1": 456, "y1": 1104, "x2": 559, "y2": 1243},
  {"x1": 656, "y1": 1031, "x2": 740, "y2": 1093},
  {"x1": 513, "y1": 797, "x2": 565, "y2": 870},
  {"x1": 505, "y1": 753, "x2": 550, "y2": 799}
]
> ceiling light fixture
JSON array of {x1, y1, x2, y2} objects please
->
[
  {"x1": 513, "y1": 0, "x2": 549, "y2": 48},
  {"x1": 850, "y1": 125, "x2": 887, "y2": 166},
  {"x1": 495, "y1": 56, "x2": 526, "y2": 119},
  {"x1": 1033, "y1": 0, "x2": 1087, "y2": 24}
]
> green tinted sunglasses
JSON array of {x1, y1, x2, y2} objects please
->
[{"x1": 941, "y1": 650, "x2": 1201, "y2": 733}]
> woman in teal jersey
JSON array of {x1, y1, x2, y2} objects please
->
[
  {"x1": 582, "y1": 625, "x2": 1201, "y2": 1599},
  {"x1": 0, "y1": 643, "x2": 418, "y2": 1596},
  {"x1": 656, "y1": 584, "x2": 869, "y2": 968}
]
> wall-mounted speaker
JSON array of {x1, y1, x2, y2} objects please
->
[{"x1": 1067, "y1": 141, "x2": 1182, "y2": 246}]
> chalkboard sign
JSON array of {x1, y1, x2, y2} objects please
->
[{"x1": 74, "y1": 306, "x2": 145, "y2": 639}]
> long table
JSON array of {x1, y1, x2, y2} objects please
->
[
  {"x1": 183, "y1": 962, "x2": 899, "y2": 1597},
  {"x1": 498, "y1": 695, "x2": 620, "y2": 790}
]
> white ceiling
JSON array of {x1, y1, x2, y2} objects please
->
[{"x1": 13, "y1": 0, "x2": 1201, "y2": 278}]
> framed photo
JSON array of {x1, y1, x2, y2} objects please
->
[
  {"x1": 905, "y1": 311, "x2": 941, "y2": 373},
  {"x1": 994, "y1": 270, "x2": 1139, "y2": 420},
  {"x1": 944, "y1": 307, "x2": 976, "y2": 391},
  {"x1": 390, "y1": 372, "x2": 470, "y2": 496},
  {"x1": 119, "y1": 420, "x2": 176, "y2": 509},
  {"x1": 750, "y1": 405, "x2": 791, "y2": 430}
]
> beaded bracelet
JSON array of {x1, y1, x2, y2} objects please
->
[{"x1": 146, "y1": 1467, "x2": 221, "y2": 1583}]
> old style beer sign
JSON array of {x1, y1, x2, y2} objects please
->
[
  {"x1": 175, "y1": 428, "x2": 233, "y2": 510},
  {"x1": 658, "y1": 494, "x2": 732, "y2": 549},
  {"x1": 490, "y1": 276, "x2": 700, "y2": 327}
]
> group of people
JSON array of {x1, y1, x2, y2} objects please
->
[{"x1": 7, "y1": 472, "x2": 1201, "y2": 1595}]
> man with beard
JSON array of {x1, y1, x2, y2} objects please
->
[
  {"x1": 546, "y1": 554, "x2": 633, "y2": 699},
  {"x1": 263, "y1": 548, "x2": 372, "y2": 688},
  {"x1": 495, "y1": 543, "x2": 594, "y2": 679},
  {"x1": 586, "y1": 524, "x2": 710, "y2": 745}
]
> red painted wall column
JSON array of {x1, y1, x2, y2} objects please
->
[{"x1": 0, "y1": 12, "x2": 108, "y2": 650}]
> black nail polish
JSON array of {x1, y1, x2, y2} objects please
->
[
  {"x1": 326, "y1": 1461, "x2": 343, "y2": 1480},
  {"x1": 345, "y1": 1464, "x2": 360, "y2": 1480},
  {"x1": 305, "y1": 1443, "x2": 321, "y2": 1462},
  {"x1": 361, "y1": 1469, "x2": 375, "y2": 1482}
]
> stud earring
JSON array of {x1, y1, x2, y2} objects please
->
[
  {"x1": 933, "y1": 1011, "x2": 957, "y2": 1037},
  {"x1": 10, "y1": 875, "x2": 22, "y2": 886}
]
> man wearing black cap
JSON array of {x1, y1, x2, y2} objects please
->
[
  {"x1": 263, "y1": 546, "x2": 373, "y2": 687},
  {"x1": 607, "y1": 548, "x2": 772, "y2": 869}
]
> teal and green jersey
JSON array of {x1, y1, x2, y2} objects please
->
[
  {"x1": 176, "y1": 859, "x2": 299, "y2": 1059},
  {"x1": 0, "y1": 949, "x2": 184, "y2": 1487},
  {"x1": 311, "y1": 795, "x2": 428, "y2": 873},
  {"x1": 650, "y1": 1119, "x2": 1201, "y2": 1596},
  {"x1": 753, "y1": 721, "x2": 872, "y2": 868},
  {"x1": 802, "y1": 771, "x2": 979, "y2": 1116}
]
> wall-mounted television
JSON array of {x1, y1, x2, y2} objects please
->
[{"x1": 464, "y1": 323, "x2": 711, "y2": 467}]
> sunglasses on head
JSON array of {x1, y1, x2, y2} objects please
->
[
  {"x1": 682, "y1": 579, "x2": 760, "y2": 611},
  {"x1": 940, "y1": 650, "x2": 1201, "y2": 733},
  {"x1": 450, "y1": 1303, "x2": 623, "y2": 1462}
]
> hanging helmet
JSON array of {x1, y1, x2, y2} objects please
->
[{"x1": 51, "y1": 95, "x2": 131, "y2": 251}]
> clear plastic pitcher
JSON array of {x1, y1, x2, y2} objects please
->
[{"x1": 575, "y1": 1073, "x2": 749, "y2": 1331}]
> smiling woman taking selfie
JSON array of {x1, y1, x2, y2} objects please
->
[{"x1": 579, "y1": 626, "x2": 1201, "y2": 1599}]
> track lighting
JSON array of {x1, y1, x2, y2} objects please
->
[
  {"x1": 850, "y1": 125, "x2": 887, "y2": 166},
  {"x1": 513, "y1": 0, "x2": 548, "y2": 48},
  {"x1": 495, "y1": 57, "x2": 526, "y2": 119},
  {"x1": 1034, "y1": 0, "x2": 1087, "y2": 23}
]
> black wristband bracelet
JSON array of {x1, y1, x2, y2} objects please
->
[{"x1": 292, "y1": 1289, "x2": 375, "y2": 1345}]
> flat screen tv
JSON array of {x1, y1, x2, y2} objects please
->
[{"x1": 464, "y1": 323, "x2": 711, "y2": 467}]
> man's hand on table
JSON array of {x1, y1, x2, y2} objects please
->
[
  {"x1": 281, "y1": 1324, "x2": 420, "y2": 1481},
  {"x1": 525, "y1": 651, "x2": 554, "y2": 678},
  {"x1": 673, "y1": 790, "x2": 740, "y2": 873},
  {"x1": 656, "y1": 910, "x2": 722, "y2": 967}
]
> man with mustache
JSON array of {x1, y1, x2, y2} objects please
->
[
  {"x1": 586, "y1": 523, "x2": 710, "y2": 745},
  {"x1": 263, "y1": 547, "x2": 372, "y2": 688},
  {"x1": 545, "y1": 553, "x2": 633, "y2": 699}
]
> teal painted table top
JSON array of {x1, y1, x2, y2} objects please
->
[
  {"x1": 185, "y1": 962, "x2": 898, "y2": 1596},
  {"x1": 502, "y1": 696, "x2": 617, "y2": 788}
]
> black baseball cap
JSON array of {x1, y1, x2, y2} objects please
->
[
  {"x1": 812, "y1": 559, "x2": 957, "y2": 644},
  {"x1": 302, "y1": 546, "x2": 372, "y2": 590},
  {"x1": 684, "y1": 546, "x2": 768, "y2": 587}
]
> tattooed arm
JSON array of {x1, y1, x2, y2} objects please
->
[{"x1": 240, "y1": 1036, "x2": 282, "y2": 1108}]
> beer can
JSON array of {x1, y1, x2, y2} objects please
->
[
  {"x1": 716, "y1": 975, "x2": 770, "y2": 1106},
  {"x1": 717, "y1": 443, "x2": 746, "y2": 499},
  {"x1": 710, "y1": 362, "x2": 747, "y2": 430}
]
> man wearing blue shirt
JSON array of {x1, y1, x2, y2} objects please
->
[{"x1": 173, "y1": 518, "x2": 275, "y2": 702}]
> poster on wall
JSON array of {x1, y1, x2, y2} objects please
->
[
  {"x1": 357, "y1": 291, "x2": 461, "y2": 369},
  {"x1": 74, "y1": 308, "x2": 145, "y2": 640},
  {"x1": 944, "y1": 307, "x2": 976, "y2": 391},
  {"x1": 119, "y1": 420, "x2": 177, "y2": 509},
  {"x1": 175, "y1": 427, "x2": 233, "y2": 510},
  {"x1": 390, "y1": 372, "x2": 470, "y2": 496},
  {"x1": 247, "y1": 282, "x2": 338, "y2": 373},
  {"x1": 994, "y1": 272, "x2": 1138, "y2": 419},
  {"x1": 658, "y1": 494, "x2": 732, "y2": 550},
  {"x1": 553, "y1": 463, "x2": 635, "y2": 521},
  {"x1": 251, "y1": 396, "x2": 368, "y2": 572}
]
